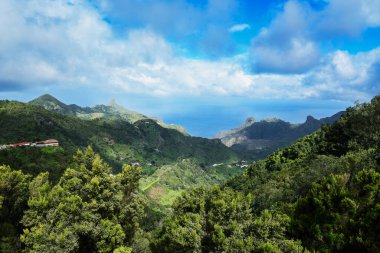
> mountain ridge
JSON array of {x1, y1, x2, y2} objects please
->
[
  {"x1": 30, "y1": 94, "x2": 188, "y2": 135},
  {"x1": 214, "y1": 111, "x2": 344, "y2": 160}
]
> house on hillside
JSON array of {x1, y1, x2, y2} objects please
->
[
  {"x1": 0, "y1": 139, "x2": 60, "y2": 149},
  {"x1": 9, "y1": 142, "x2": 31, "y2": 147},
  {"x1": 33, "y1": 139, "x2": 59, "y2": 147},
  {"x1": 131, "y1": 161, "x2": 140, "y2": 167}
]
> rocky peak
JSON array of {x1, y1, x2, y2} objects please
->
[
  {"x1": 109, "y1": 99, "x2": 118, "y2": 108},
  {"x1": 306, "y1": 115, "x2": 317, "y2": 122}
]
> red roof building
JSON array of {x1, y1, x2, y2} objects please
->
[
  {"x1": 36, "y1": 139, "x2": 59, "y2": 144},
  {"x1": 9, "y1": 142, "x2": 31, "y2": 147},
  {"x1": 5, "y1": 139, "x2": 59, "y2": 148},
  {"x1": 35, "y1": 139, "x2": 59, "y2": 147}
]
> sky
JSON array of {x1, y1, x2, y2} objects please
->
[{"x1": 0, "y1": 0, "x2": 379, "y2": 137}]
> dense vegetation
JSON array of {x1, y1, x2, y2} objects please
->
[
  {"x1": 1, "y1": 147, "x2": 144, "y2": 252},
  {"x1": 140, "y1": 159, "x2": 243, "y2": 207},
  {"x1": 151, "y1": 96, "x2": 380, "y2": 252},
  {"x1": 1, "y1": 95, "x2": 379, "y2": 252},
  {"x1": 0, "y1": 147, "x2": 73, "y2": 183},
  {"x1": 151, "y1": 187, "x2": 304, "y2": 252}
]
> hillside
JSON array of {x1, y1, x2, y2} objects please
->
[
  {"x1": 214, "y1": 112, "x2": 343, "y2": 160},
  {"x1": 0, "y1": 100, "x2": 238, "y2": 176},
  {"x1": 0, "y1": 99, "x2": 243, "y2": 252},
  {"x1": 153, "y1": 95, "x2": 380, "y2": 252},
  {"x1": 140, "y1": 159, "x2": 243, "y2": 207}
]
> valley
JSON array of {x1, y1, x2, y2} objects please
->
[
  {"x1": 0, "y1": 95, "x2": 242, "y2": 207},
  {"x1": 1, "y1": 94, "x2": 379, "y2": 252},
  {"x1": 1, "y1": 1, "x2": 379, "y2": 252}
]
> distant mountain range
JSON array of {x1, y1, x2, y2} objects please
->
[
  {"x1": 1, "y1": 95, "x2": 238, "y2": 170},
  {"x1": 30, "y1": 94, "x2": 187, "y2": 134},
  {"x1": 214, "y1": 112, "x2": 344, "y2": 160}
]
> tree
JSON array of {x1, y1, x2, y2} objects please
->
[
  {"x1": 291, "y1": 169, "x2": 380, "y2": 252},
  {"x1": 151, "y1": 186, "x2": 304, "y2": 252},
  {"x1": 0, "y1": 165, "x2": 31, "y2": 252},
  {"x1": 21, "y1": 147, "x2": 142, "y2": 252}
]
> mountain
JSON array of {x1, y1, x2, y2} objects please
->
[
  {"x1": 214, "y1": 112, "x2": 344, "y2": 160},
  {"x1": 30, "y1": 94, "x2": 187, "y2": 134},
  {"x1": 0, "y1": 100, "x2": 238, "y2": 173},
  {"x1": 29, "y1": 94, "x2": 93, "y2": 116},
  {"x1": 0, "y1": 99, "x2": 239, "y2": 209},
  {"x1": 0, "y1": 97, "x2": 242, "y2": 235}
]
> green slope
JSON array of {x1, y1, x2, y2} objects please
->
[
  {"x1": 0, "y1": 99, "x2": 242, "y2": 249},
  {"x1": 0, "y1": 100, "x2": 238, "y2": 177},
  {"x1": 226, "y1": 96, "x2": 380, "y2": 210},
  {"x1": 140, "y1": 159, "x2": 244, "y2": 207},
  {"x1": 151, "y1": 95, "x2": 380, "y2": 252}
]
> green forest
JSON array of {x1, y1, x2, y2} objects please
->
[{"x1": 1, "y1": 95, "x2": 380, "y2": 252}]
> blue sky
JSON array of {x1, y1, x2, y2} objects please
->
[{"x1": 0, "y1": 0, "x2": 379, "y2": 137}]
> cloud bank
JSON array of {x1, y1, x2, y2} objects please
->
[
  {"x1": 251, "y1": 0, "x2": 380, "y2": 74},
  {"x1": 0, "y1": 0, "x2": 379, "y2": 104}
]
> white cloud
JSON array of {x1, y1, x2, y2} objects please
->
[
  {"x1": 252, "y1": 1, "x2": 320, "y2": 73},
  {"x1": 303, "y1": 48, "x2": 380, "y2": 99},
  {"x1": 0, "y1": 0, "x2": 253, "y2": 96},
  {"x1": 0, "y1": 0, "x2": 378, "y2": 103},
  {"x1": 251, "y1": 0, "x2": 380, "y2": 74},
  {"x1": 317, "y1": 0, "x2": 380, "y2": 37},
  {"x1": 254, "y1": 37, "x2": 320, "y2": 74},
  {"x1": 332, "y1": 51, "x2": 356, "y2": 80},
  {"x1": 229, "y1": 23, "x2": 250, "y2": 32},
  {"x1": 109, "y1": 53, "x2": 254, "y2": 97},
  {"x1": 247, "y1": 47, "x2": 380, "y2": 101}
]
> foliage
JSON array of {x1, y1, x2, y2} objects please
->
[
  {"x1": 20, "y1": 146, "x2": 143, "y2": 252},
  {"x1": 0, "y1": 166, "x2": 31, "y2": 252},
  {"x1": 0, "y1": 147, "x2": 73, "y2": 183},
  {"x1": 151, "y1": 186, "x2": 304, "y2": 252},
  {"x1": 139, "y1": 159, "x2": 244, "y2": 207},
  {"x1": 291, "y1": 169, "x2": 380, "y2": 252},
  {"x1": 222, "y1": 95, "x2": 380, "y2": 251},
  {"x1": 147, "y1": 95, "x2": 380, "y2": 251}
]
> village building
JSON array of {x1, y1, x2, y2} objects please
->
[
  {"x1": 34, "y1": 139, "x2": 59, "y2": 147},
  {"x1": 0, "y1": 139, "x2": 59, "y2": 150},
  {"x1": 9, "y1": 142, "x2": 31, "y2": 147},
  {"x1": 131, "y1": 161, "x2": 140, "y2": 167}
]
